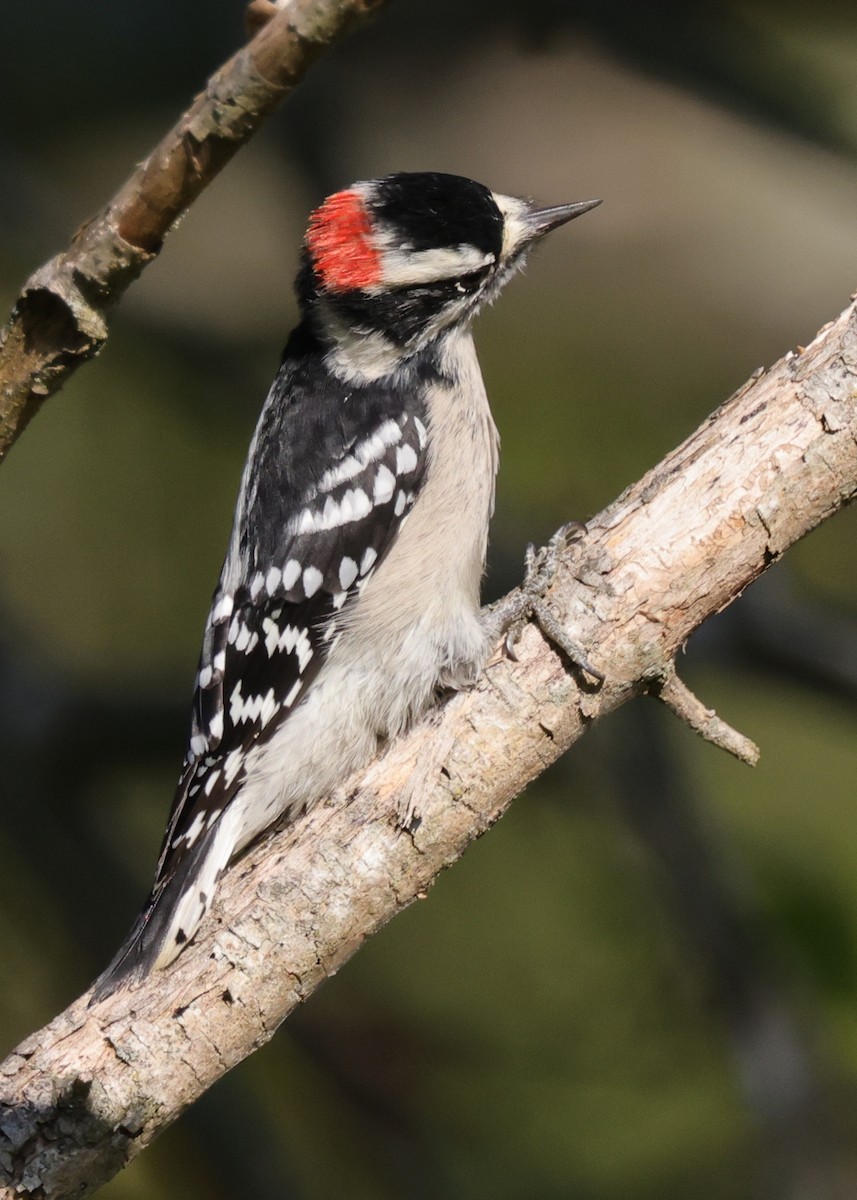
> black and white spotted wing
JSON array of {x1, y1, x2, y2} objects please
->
[{"x1": 152, "y1": 326, "x2": 432, "y2": 885}]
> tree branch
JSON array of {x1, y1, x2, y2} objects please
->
[
  {"x1": 1, "y1": 294, "x2": 855, "y2": 1197},
  {"x1": 0, "y1": 0, "x2": 389, "y2": 461},
  {"x1": 647, "y1": 664, "x2": 760, "y2": 765}
]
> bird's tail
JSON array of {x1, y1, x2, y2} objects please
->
[{"x1": 89, "y1": 817, "x2": 235, "y2": 1004}]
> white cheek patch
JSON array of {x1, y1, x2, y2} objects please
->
[
  {"x1": 378, "y1": 242, "x2": 495, "y2": 288},
  {"x1": 492, "y1": 192, "x2": 532, "y2": 260}
]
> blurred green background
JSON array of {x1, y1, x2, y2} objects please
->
[{"x1": 3, "y1": 2, "x2": 857, "y2": 1196}]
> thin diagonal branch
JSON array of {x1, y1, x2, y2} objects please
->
[
  {"x1": 1, "y1": 298, "x2": 855, "y2": 1199},
  {"x1": 0, "y1": 0, "x2": 389, "y2": 460}
]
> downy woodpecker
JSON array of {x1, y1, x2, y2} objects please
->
[{"x1": 93, "y1": 172, "x2": 601, "y2": 1000}]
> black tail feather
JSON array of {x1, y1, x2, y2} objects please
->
[{"x1": 89, "y1": 910, "x2": 154, "y2": 1004}]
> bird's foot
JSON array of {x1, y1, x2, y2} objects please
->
[{"x1": 489, "y1": 521, "x2": 603, "y2": 682}]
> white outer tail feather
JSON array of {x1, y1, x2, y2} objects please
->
[{"x1": 150, "y1": 805, "x2": 242, "y2": 971}]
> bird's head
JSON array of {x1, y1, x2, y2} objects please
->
[{"x1": 297, "y1": 172, "x2": 601, "y2": 377}]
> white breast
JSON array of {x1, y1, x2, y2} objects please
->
[{"x1": 346, "y1": 328, "x2": 499, "y2": 683}]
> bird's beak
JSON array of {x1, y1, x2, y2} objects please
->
[{"x1": 525, "y1": 198, "x2": 602, "y2": 240}]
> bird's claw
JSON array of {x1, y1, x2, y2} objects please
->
[{"x1": 493, "y1": 521, "x2": 603, "y2": 683}]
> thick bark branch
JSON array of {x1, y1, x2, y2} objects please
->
[
  {"x1": 1, "y1": 299, "x2": 855, "y2": 1198},
  {"x1": 0, "y1": 0, "x2": 388, "y2": 461}
]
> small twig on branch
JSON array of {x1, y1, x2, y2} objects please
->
[
  {"x1": 0, "y1": 0, "x2": 390, "y2": 461},
  {"x1": 1, "y1": 296, "x2": 856, "y2": 1199},
  {"x1": 646, "y1": 664, "x2": 760, "y2": 766}
]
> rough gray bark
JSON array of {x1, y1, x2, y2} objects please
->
[
  {"x1": 0, "y1": 0, "x2": 389, "y2": 460},
  {"x1": 1, "y1": 297, "x2": 855, "y2": 1199}
]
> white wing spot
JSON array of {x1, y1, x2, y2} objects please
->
[
  {"x1": 314, "y1": 420, "x2": 402, "y2": 494},
  {"x1": 229, "y1": 682, "x2": 277, "y2": 726},
  {"x1": 299, "y1": 487, "x2": 374, "y2": 532},
  {"x1": 177, "y1": 810, "x2": 205, "y2": 848},
  {"x1": 332, "y1": 591, "x2": 348, "y2": 610},
  {"x1": 360, "y1": 546, "x2": 377, "y2": 575},
  {"x1": 262, "y1": 620, "x2": 313, "y2": 671},
  {"x1": 378, "y1": 418, "x2": 402, "y2": 447},
  {"x1": 190, "y1": 733, "x2": 208, "y2": 758},
  {"x1": 208, "y1": 710, "x2": 224, "y2": 741},
  {"x1": 260, "y1": 690, "x2": 279, "y2": 728},
  {"x1": 414, "y1": 416, "x2": 427, "y2": 448},
  {"x1": 318, "y1": 452, "x2": 360, "y2": 494},
  {"x1": 396, "y1": 443, "x2": 418, "y2": 475},
  {"x1": 345, "y1": 487, "x2": 372, "y2": 521},
  {"x1": 295, "y1": 633, "x2": 313, "y2": 673},
  {"x1": 262, "y1": 617, "x2": 279, "y2": 657},
  {"x1": 339, "y1": 556, "x2": 358, "y2": 589},
  {"x1": 266, "y1": 566, "x2": 282, "y2": 594},
  {"x1": 394, "y1": 490, "x2": 407, "y2": 516},
  {"x1": 303, "y1": 566, "x2": 322, "y2": 597},
  {"x1": 250, "y1": 572, "x2": 265, "y2": 601},
  {"x1": 263, "y1": 616, "x2": 281, "y2": 658},
  {"x1": 373, "y1": 464, "x2": 395, "y2": 504},
  {"x1": 322, "y1": 496, "x2": 341, "y2": 527},
  {"x1": 198, "y1": 665, "x2": 213, "y2": 689},
  {"x1": 229, "y1": 682, "x2": 245, "y2": 724},
  {"x1": 223, "y1": 749, "x2": 244, "y2": 788},
  {"x1": 283, "y1": 559, "x2": 301, "y2": 590},
  {"x1": 284, "y1": 679, "x2": 302, "y2": 708},
  {"x1": 204, "y1": 769, "x2": 222, "y2": 796}
]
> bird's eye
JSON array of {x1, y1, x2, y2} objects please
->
[{"x1": 454, "y1": 265, "x2": 491, "y2": 295}]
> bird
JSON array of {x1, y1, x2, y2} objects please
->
[{"x1": 91, "y1": 172, "x2": 601, "y2": 1001}]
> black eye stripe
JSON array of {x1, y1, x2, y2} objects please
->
[{"x1": 456, "y1": 264, "x2": 493, "y2": 293}]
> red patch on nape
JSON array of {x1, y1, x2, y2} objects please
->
[{"x1": 306, "y1": 190, "x2": 382, "y2": 292}]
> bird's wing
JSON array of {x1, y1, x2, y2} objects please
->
[{"x1": 157, "y1": 392, "x2": 430, "y2": 885}]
